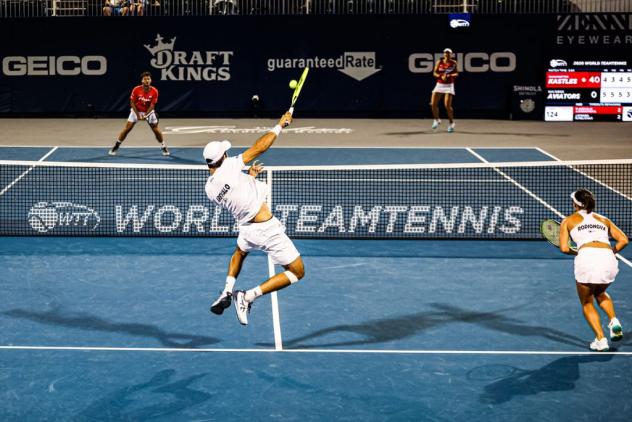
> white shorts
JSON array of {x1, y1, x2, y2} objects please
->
[
  {"x1": 237, "y1": 216, "x2": 300, "y2": 266},
  {"x1": 432, "y1": 83, "x2": 455, "y2": 95},
  {"x1": 128, "y1": 109, "x2": 158, "y2": 125},
  {"x1": 574, "y1": 248, "x2": 619, "y2": 284}
]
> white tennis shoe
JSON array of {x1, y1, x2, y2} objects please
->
[
  {"x1": 608, "y1": 318, "x2": 623, "y2": 342},
  {"x1": 161, "y1": 146, "x2": 170, "y2": 156},
  {"x1": 233, "y1": 290, "x2": 252, "y2": 325},
  {"x1": 448, "y1": 122, "x2": 455, "y2": 133},
  {"x1": 589, "y1": 337, "x2": 609, "y2": 352},
  {"x1": 431, "y1": 119, "x2": 441, "y2": 130}
]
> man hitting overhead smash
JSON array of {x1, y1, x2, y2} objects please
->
[{"x1": 204, "y1": 111, "x2": 305, "y2": 326}]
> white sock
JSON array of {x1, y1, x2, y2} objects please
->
[
  {"x1": 224, "y1": 276, "x2": 236, "y2": 293},
  {"x1": 244, "y1": 286, "x2": 262, "y2": 303}
]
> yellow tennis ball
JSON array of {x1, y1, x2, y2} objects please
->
[{"x1": 289, "y1": 80, "x2": 298, "y2": 89}]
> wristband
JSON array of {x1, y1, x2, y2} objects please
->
[{"x1": 270, "y1": 125, "x2": 282, "y2": 136}]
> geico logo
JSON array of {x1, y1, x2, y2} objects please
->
[
  {"x1": 2, "y1": 56, "x2": 107, "y2": 76},
  {"x1": 408, "y1": 52, "x2": 516, "y2": 73}
]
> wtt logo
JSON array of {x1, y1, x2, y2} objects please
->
[
  {"x1": 28, "y1": 202, "x2": 100, "y2": 233},
  {"x1": 144, "y1": 34, "x2": 234, "y2": 82}
]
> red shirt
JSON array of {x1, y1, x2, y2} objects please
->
[
  {"x1": 436, "y1": 60, "x2": 457, "y2": 84},
  {"x1": 130, "y1": 85, "x2": 158, "y2": 113}
]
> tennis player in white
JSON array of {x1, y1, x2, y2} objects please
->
[
  {"x1": 205, "y1": 111, "x2": 305, "y2": 325},
  {"x1": 559, "y1": 188, "x2": 628, "y2": 351}
]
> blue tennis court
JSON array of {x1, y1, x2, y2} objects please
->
[
  {"x1": 0, "y1": 145, "x2": 553, "y2": 165},
  {"x1": 1, "y1": 146, "x2": 631, "y2": 421}
]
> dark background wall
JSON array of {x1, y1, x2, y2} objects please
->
[{"x1": 0, "y1": 14, "x2": 629, "y2": 117}]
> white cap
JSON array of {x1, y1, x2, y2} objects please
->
[
  {"x1": 203, "y1": 140, "x2": 231, "y2": 164},
  {"x1": 444, "y1": 48, "x2": 453, "y2": 53}
]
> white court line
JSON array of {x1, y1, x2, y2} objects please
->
[
  {"x1": 466, "y1": 148, "x2": 564, "y2": 218},
  {"x1": 268, "y1": 169, "x2": 284, "y2": 351},
  {"x1": 1, "y1": 345, "x2": 631, "y2": 356},
  {"x1": 0, "y1": 147, "x2": 58, "y2": 197}
]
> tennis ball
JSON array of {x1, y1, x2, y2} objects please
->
[{"x1": 289, "y1": 80, "x2": 298, "y2": 89}]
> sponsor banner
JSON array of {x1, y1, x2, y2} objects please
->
[
  {"x1": 3, "y1": 164, "x2": 629, "y2": 239},
  {"x1": 266, "y1": 52, "x2": 381, "y2": 82},
  {"x1": 17, "y1": 201, "x2": 533, "y2": 238},
  {"x1": 0, "y1": 14, "x2": 629, "y2": 115},
  {"x1": 554, "y1": 14, "x2": 632, "y2": 47},
  {"x1": 27, "y1": 201, "x2": 100, "y2": 233},
  {"x1": 163, "y1": 126, "x2": 353, "y2": 135}
]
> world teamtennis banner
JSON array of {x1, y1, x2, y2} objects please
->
[
  {"x1": 2, "y1": 162, "x2": 631, "y2": 239},
  {"x1": 0, "y1": 14, "x2": 629, "y2": 117}
]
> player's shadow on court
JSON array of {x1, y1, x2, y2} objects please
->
[
  {"x1": 474, "y1": 354, "x2": 614, "y2": 404},
  {"x1": 3, "y1": 307, "x2": 219, "y2": 348},
  {"x1": 430, "y1": 303, "x2": 586, "y2": 348},
  {"x1": 74, "y1": 369, "x2": 212, "y2": 421},
  {"x1": 258, "y1": 302, "x2": 584, "y2": 349}
]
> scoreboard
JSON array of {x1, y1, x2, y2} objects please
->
[{"x1": 544, "y1": 59, "x2": 632, "y2": 122}]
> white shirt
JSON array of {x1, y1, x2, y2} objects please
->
[
  {"x1": 570, "y1": 210, "x2": 610, "y2": 249},
  {"x1": 204, "y1": 154, "x2": 269, "y2": 225}
]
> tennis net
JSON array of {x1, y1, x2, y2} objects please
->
[{"x1": 0, "y1": 159, "x2": 630, "y2": 238}]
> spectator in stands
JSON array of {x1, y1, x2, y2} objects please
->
[
  {"x1": 103, "y1": 0, "x2": 129, "y2": 15},
  {"x1": 128, "y1": 0, "x2": 145, "y2": 15},
  {"x1": 148, "y1": 0, "x2": 161, "y2": 15}
]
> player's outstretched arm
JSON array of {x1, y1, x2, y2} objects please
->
[{"x1": 242, "y1": 112, "x2": 292, "y2": 164}]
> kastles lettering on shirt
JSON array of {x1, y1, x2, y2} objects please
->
[
  {"x1": 216, "y1": 184, "x2": 230, "y2": 202},
  {"x1": 577, "y1": 223, "x2": 606, "y2": 231}
]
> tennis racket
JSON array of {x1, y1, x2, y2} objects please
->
[
  {"x1": 288, "y1": 67, "x2": 309, "y2": 115},
  {"x1": 143, "y1": 110, "x2": 159, "y2": 125},
  {"x1": 540, "y1": 219, "x2": 577, "y2": 251},
  {"x1": 442, "y1": 64, "x2": 455, "y2": 81}
]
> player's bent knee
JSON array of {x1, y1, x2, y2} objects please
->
[
  {"x1": 284, "y1": 270, "x2": 301, "y2": 284},
  {"x1": 235, "y1": 247, "x2": 248, "y2": 257}
]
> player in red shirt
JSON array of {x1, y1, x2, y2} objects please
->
[
  {"x1": 109, "y1": 71, "x2": 170, "y2": 156},
  {"x1": 430, "y1": 48, "x2": 458, "y2": 133}
]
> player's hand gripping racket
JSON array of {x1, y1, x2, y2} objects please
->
[
  {"x1": 442, "y1": 64, "x2": 455, "y2": 81},
  {"x1": 540, "y1": 219, "x2": 577, "y2": 252},
  {"x1": 288, "y1": 67, "x2": 309, "y2": 115}
]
